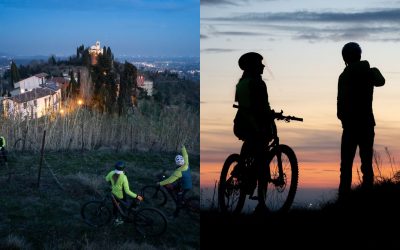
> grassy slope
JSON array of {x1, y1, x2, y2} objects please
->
[
  {"x1": 201, "y1": 181, "x2": 400, "y2": 249},
  {"x1": 0, "y1": 151, "x2": 199, "y2": 250}
]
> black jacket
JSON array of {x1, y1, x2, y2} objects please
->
[
  {"x1": 234, "y1": 73, "x2": 273, "y2": 140},
  {"x1": 337, "y1": 60, "x2": 385, "y2": 128}
]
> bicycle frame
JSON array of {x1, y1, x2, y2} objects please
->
[
  {"x1": 81, "y1": 192, "x2": 168, "y2": 236},
  {"x1": 236, "y1": 109, "x2": 301, "y2": 195},
  {"x1": 219, "y1": 107, "x2": 302, "y2": 214},
  {"x1": 110, "y1": 194, "x2": 139, "y2": 220},
  {"x1": 161, "y1": 184, "x2": 183, "y2": 205}
]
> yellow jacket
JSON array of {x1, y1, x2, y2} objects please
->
[
  {"x1": 160, "y1": 146, "x2": 189, "y2": 186},
  {"x1": 105, "y1": 171, "x2": 137, "y2": 199}
]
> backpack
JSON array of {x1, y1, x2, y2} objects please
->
[{"x1": 181, "y1": 167, "x2": 192, "y2": 190}]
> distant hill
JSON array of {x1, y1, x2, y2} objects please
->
[{"x1": 0, "y1": 54, "x2": 71, "y2": 66}]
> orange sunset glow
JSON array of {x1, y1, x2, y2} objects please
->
[{"x1": 201, "y1": 0, "x2": 400, "y2": 206}]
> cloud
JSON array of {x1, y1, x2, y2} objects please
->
[
  {"x1": 201, "y1": 48, "x2": 238, "y2": 53},
  {"x1": 208, "y1": 9, "x2": 400, "y2": 23},
  {"x1": 213, "y1": 31, "x2": 269, "y2": 36},
  {"x1": 203, "y1": 8, "x2": 400, "y2": 42}
]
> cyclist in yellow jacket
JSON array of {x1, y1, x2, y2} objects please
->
[
  {"x1": 158, "y1": 145, "x2": 193, "y2": 217},
  {"x1": 106, "y1": 161, "x2": 143, "y2": 225},
  {"x1": 0, "y1": 136, "x2": 7, "y2": 164}
]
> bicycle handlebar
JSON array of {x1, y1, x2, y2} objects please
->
[
  {"x1": 233, "y1": 104, "x2": 303, "y2": 122},
  {"x1": 273, "y1": 110, "x2": 303, "y2": 122}
]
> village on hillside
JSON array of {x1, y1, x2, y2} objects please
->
[{"x1": 0, "y1": 41, "x2": 155, "y2": 120}]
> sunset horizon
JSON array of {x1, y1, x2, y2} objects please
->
[{"x1": 201, "y1": 0, "x2": 400, "y2": 205}]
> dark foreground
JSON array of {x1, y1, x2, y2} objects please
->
[
  {"x1": 201, "y1": 181, "x2": 400, "y2": 249},
  {"x1": 0, "y1": 151, "x2": 200, "y2": 250}
]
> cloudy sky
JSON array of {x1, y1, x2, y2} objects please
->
[
  {"x1": 200, "y1": 0, "x2": 400, "y2": 194},
  {"x1": 0, "y1": 0, "x2": 199, "y2": 57}
]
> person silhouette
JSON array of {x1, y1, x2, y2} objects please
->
[
  {"x1": 233, "y1": 52, "x2": 274, "y2": 213},
  {"x1": 337, "y1": 42, "x2": 385, "y2": 199}
]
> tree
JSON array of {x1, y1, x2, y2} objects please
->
[
  {"x1": 10, "y1": 61, "x2": 20, "y2": 88},
  {"x1": 90, "y1": 48, "x2": 116, "y2": 113},
  {"x1": 106, "y1": 47, "x2": 113, "y2": 61},
  {"x1": 81, "y1": 49, "x2": 91, "y2": 66},
  {"x1": 76, "y1": 44, "x2": 85, "y2": 59},
  {"x1": 48, "y1": 55, "x2": 57, "y2": 65},
  {"x1": 118, "y1": 61, "x2": 137, "y2": 115},
  {"x1": 67, "y1": 70, "x2": 80, "y2": 98}
]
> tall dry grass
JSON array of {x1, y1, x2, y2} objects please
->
[
  {"x1": 356, "y1": 147, "x2": 400, "y2": 185},
  {"x1": 0, "y1": 235, "x2": 32, "y2": 250},
  {"x1": 0, "y1": 101, "x2": 199, "y2": 153}
]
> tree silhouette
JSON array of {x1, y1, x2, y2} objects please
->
[
  {"x1": 48, "y1": 55, "x2": 57, "y2": 65},
  {"x1": 118, "y1": 61, "x2": 138, "y2": 115},
  {"x1": 10, "y1": 61, "x2": 20, "y2": 88}
]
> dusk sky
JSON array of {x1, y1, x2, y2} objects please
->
[
  {"x1": 0, "y1": 0, "x2": 199, "y2": 57},
  {"x1": 201, "y1": 0, "x2": 400, "y2": 203}
]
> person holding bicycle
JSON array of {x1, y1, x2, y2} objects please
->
[
  {"x1": 233, "y1": 52, "x2": 274, "y2": 213},
  {"x1": 105, "y1": 161, "x2": 143, "y2": 225},
  {"x1": 0, "y1": 136, "x2": 8, "y2": 165},
  {"x1": 158, "y1": 145, "x2": 192, "y2": 218},
  {"x1": 337, "y1": 42, "x2": 385, "y2": 199}
]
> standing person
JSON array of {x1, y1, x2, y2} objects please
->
[
  {"x1": 105, "y1": 161, "x2": 143, "y2": 225},
  {"x1": 337, "y1": 42, "x2": 385, "y2": 199},
  {"x1": 0, "y1": 136, "x2": 7, "y2": 165},
  {"x1": 158, "y1": 145, "x2": 192, "y2": 218},
  {"x1": 233, "y1": 52, "x2": 274, "y2": 213}
]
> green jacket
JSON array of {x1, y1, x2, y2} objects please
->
[
  {"x1": 105, "y1": 171, "x2": 138, "y2": 199},
  {"x1": 160, "y1": 146, "x2": 189, "y2": 186},
  {"x1": 0, "y1": 136, "x2": 5, "y2": 149}
]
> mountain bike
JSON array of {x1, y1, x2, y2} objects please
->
[
  {"x1": 141, "y1": 176, "x2": 200, "y2": 219},
  {"x1": 219, "y1": 105, "x2": 303, "y2": 214},
  {"x1": 81, "y1": 193, "x2": 167, "y2": 237}
]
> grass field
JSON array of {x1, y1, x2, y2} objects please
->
[{"x1": 0, "y1": 150, "x2": 199, "y2": 250}]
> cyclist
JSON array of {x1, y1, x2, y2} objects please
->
[
  {"x1": 105, "y1": 161, "x2": 143, "y2": 225},
  {"x1": 0, "y1": 136, "x2": 7, "y2": 165},
  {"x1": 233, "y1": 52, "x2": 274, "y2": 214},
  {"x1": 337, "y1": 42, "x2": 385, "y2": 199},
  {"x1": 158, "y1": 145, "x2": 192, "y2": 218}
]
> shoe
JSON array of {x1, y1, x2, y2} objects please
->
[{"x1": 114, "y1": 218, "x2": 124, "y2": 226}]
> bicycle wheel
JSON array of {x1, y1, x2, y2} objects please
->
[
  {"x1": 141, "y1": 185, "x2": 168, "y2": 207},
  {"x1": 258, "y1": 144, "x2": 298, "y2": 213},
  {"x1": 133, "y1": 207, "x2": 167, "y2": 237},
  {"x1": 218, "y1": 154, "x2": 246, "y2": 214},
  {"x1": 81, "y1": 200, "x2": 111, "y2": 227},
  {"x1": 184, "y1": 196, "x2": 200, "y2": 219}
]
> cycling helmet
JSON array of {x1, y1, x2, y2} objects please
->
[
  {"x1": 175, "y1": 155, "x2": 185, "y2": 166},
  {"x1": 115, "y1": 161, "x2": 125, "y2": 171},
  {"x1": 342, "y1": 42, "x2": 361, "y2": 63},
  {"x1": 238, "y1": 52, "x2": 263, "y2": 71}
]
